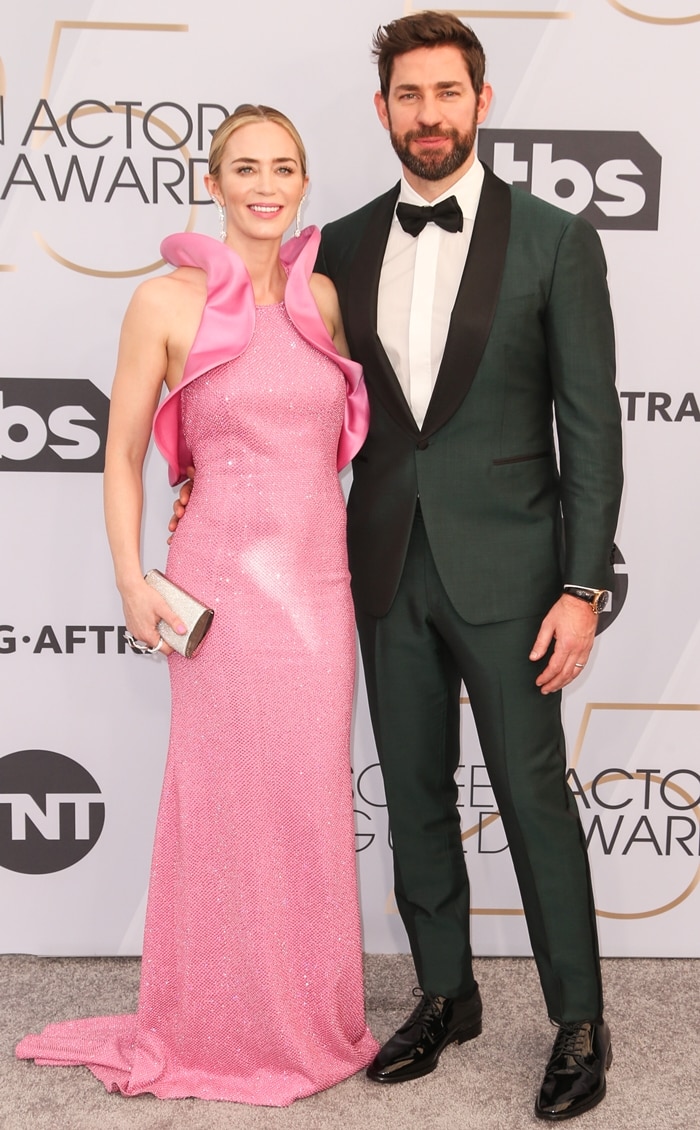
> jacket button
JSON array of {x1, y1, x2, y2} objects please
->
[{"x1": 416, "y1": 440, "x2": 429, "y2": 451}]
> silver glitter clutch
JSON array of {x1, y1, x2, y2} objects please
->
[{"x1": 144, "y1": 569, "x2": 214, "y2": 658}]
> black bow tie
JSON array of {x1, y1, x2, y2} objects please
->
[{"x1": 396, "y1": 195, "x2": 464, "y2": 237}]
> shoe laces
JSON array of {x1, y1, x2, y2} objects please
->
[
  {"x1": 551, "y1": 1022, "x2": 591, "y2": 1060},
  {"x1": 406, "y1": 987, "x2": 446, "y2": 1029}
]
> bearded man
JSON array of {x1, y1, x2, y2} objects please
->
[{"x1": 316, "y1": 11, "x2": 623, "y2": 1121}]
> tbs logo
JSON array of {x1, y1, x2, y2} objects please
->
[
  {"x1": 0, "y1": 378, "x2": 109, "y2": 472},
  {"x1": 478, "y1": 130, "x2": 662, "y2": 230}
]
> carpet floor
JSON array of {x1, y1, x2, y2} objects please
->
[{"x1": 2, "y1": 953, "x2": 696, "y2": 1130}]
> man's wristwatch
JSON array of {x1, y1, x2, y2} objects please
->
[{"x1": 563, "y1": 586, "x2": 609, "y2": 614}]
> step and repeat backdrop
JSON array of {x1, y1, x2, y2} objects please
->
[{"x1": 1, "y1": 1, "x2": 698, "y2": 957}]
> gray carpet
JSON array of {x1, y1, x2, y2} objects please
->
[{"x1": 2, "y1": 954, "x2": 697, "y2": 1130}]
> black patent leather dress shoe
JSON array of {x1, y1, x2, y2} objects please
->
[
  {"x1": 366, "y1": 985, "x2": 482, "y2": 1083},
  {"x1": 535, "y1": 1020, "x2": 612, "y2": 1120}
]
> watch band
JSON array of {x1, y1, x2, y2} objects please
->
[{"x1": 563, "y1": 586, "x2": 609, "y2": 614}]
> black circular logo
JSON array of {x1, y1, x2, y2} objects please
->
[
  {"x1": 596, "y1": 543, "x2": 628, "y2": 636},
  {"x1": 0, "y1": 750, "x2": 105, "y2": 874}
]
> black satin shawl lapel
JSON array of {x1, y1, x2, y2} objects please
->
[
  {"x1": 421, "y1": 167, "x2": 512, "y2": 437},
  {"x1": 343, "y1": 183, "x2": 419, "y2": 437}
]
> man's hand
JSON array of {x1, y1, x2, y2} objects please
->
[
  {"x1": 529, "y1": 594, "x2": 597, "y2": 694},
  {"x1": 167, "y1": 466, "x2": 195, "y2": 543}
]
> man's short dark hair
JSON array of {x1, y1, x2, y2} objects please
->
[{"x1": 372, "y1": 11, "x2": 486, "y2": 100}]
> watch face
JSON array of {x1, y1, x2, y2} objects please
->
[{"x1": 593, "y1": 590, "x2": 609, "y2": 613}]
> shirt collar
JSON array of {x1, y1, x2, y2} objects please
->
[{"x1": 397, "y1": 158, "x2": 484, "y2": 222}]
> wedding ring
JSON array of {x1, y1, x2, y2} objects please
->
[
  {"x1": 125, "y1": 631, "x2": 164, "y2": 655},
  {"x1": 574, "y1": 662, "x2": 585, "y2": 668}
]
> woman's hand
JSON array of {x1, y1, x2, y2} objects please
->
[
  {"x1": 167, "y1": 468, "x2": 195, "y2": 543},
  {"x1": 120, "y1": 576, "x2": 187, "y2": 656}
]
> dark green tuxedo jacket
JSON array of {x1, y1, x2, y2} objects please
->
[{"x1": 317, "y1": 166, "x2": 623, "y2": 623}]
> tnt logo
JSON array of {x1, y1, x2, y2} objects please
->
[
  {"x1": 478, "y1": 130, "x2": 662, "y2": 230},
  {"x1": 0, "y1": 378, "x2": 109, "y2": 472},
  {"x1": 0, "y1": 749, "x2": 105, "y2": 873}
]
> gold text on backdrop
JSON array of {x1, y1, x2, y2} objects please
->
[{"x1": 31, "y1": 22, "x2": 195, "y2": 277}]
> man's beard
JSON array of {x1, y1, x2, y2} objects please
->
[{"x1": 389, "y1": 120, "x2": 477, "y2": 182}]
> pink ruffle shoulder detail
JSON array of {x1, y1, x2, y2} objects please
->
[{"x1": 153, "y1": 226, "x2": 368, "y2": 484}]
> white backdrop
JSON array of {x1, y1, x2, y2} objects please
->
[{"x1": 1, "y1": 0, "x2": 699, "y2": 957}]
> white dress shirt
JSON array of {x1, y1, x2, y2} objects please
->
[{"x1": 377, "y1": 158, "x2": 485, "y2": 428}]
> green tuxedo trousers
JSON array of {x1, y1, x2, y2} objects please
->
[{"x1": 355, "y1": 509, "x2": 603, "y2": 1024}]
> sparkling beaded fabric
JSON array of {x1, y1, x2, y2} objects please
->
[{"x1": 16, "y1": 261, "x2": 377, "y2": 1104}]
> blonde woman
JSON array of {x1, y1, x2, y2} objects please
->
[{"x1": 17, "y1": 105, "x2": 377, "y2": 1105}]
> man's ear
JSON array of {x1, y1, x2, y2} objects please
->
[
  {"x1": 476, "y1": 82, "x2": 493, "y2": 126},
  {"x1": 374, "y1": 90, "x2": 391, "y2": 132}
]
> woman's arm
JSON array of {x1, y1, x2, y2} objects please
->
[
  {"x1": 104, "y1": 279, "x2": 187, "y2": 652},
  {"x1": 309, "y1": 272, "x2": 350, "y2": 357}
]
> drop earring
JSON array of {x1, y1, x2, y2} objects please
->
[
  {"x1": 294, "y1": 195, "x2": 306, "y2": 238},
  {"x1": 216, "y1": 200, "x2": 226, "y2": 242}
]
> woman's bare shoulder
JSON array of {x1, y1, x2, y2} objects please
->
[
  {"x1": 125, "y1": 267, "x2": 206, "y2": 326},
  {"x1": 308, "y1": 271, "x2": 341, "y2": 325},
  {"x1": 134, "y1": 266, "x2": 205, "y2": 303},
  {"x1": 308, "y1": 272, "x2": 350, "y2": 357},
  {"x1": 308, "y1": 271, "x2": 339, "y2": 304}
]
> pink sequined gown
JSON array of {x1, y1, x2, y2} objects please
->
[{"x1": 16, "y1": 230, "x2": 378, "y2": 1105}]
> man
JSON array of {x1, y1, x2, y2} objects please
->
[{"x1": 314, "y1": 11, "x2": 622, "y2": 1122}]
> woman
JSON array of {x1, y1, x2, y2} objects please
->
[{"x1": 16, "y1": 104, "x2": 378, "y2": 1105}]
